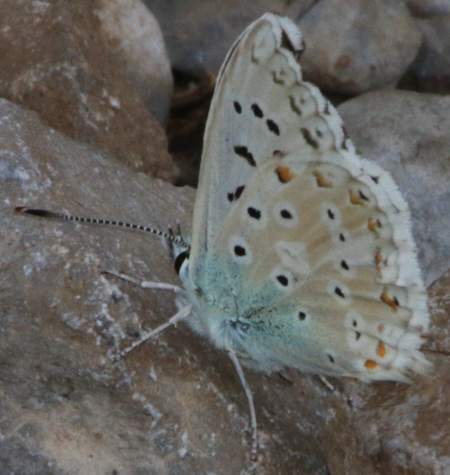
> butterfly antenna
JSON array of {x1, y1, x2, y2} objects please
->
[{"x1": 14, "y1": 207, "x2": 190, "y2": 249}]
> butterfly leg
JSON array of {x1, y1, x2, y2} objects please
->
[
  {"x1": 318, "y1": 375, "x2": 336, "y2": 392},
  {"x1": 103, "y1": 270, "x2": 184, "y2": 293},
  {"x1": 119, "y1": 304, "x2": 192, "y2": 358},
  {"x1": 227, "y1": 349, "x2": 258, "y2": 461}
]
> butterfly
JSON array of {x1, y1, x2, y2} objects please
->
[
  {"x1": 16, "y1": 12, "x2": 431, "y2": 460},
  {"x1": 175, "y1": 13, "x2": 430, "y2": 379},
  {"x1": 169, "y1": 11, "x2": 430, "y2": 453}
]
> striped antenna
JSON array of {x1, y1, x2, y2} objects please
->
[{"x1": 14, "y1": 207, "x2": 190, "y2": 249}]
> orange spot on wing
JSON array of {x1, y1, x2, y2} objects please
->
[
  {"x1": 349, "y1": 190, "x2": 365, "y2": 205},
  {"x1": 368, "y1": 218, "x2": 381, "y2": 233},
  {"x1": 276, "y1": 166, "x2": 294, "y2": 183},
  {"x1": 380, "y1": 287, "x2": 399, "y2": 312},
  {"x1": 377, "y1": 341, "x2": 387, "y2": 358},
  {"x1": 375, "y1": 251, "x2": 383, "y2": 264},
  {"x1": 365, "y1": 360, "x2": 377, "y2": 370},
  {"x1": 312, "y1": 170, "x2": 332, "y2": 188}
]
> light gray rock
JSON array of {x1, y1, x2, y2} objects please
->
[
  {"x1": 407, "y1": 0, "x2": 450, "y2": 16},
  {"x1": 298, "y1": 0, "x2": 422, "y2": 94},
  {"x1": 408, "y1": 13, "x2": 450, "y2": 92},
  {"x1": 338, "y1": 89, "x2": 450, "y2": 286},
  {"x1": 0, "y1": 0, "x2": 177, "y2": 182},
  {"x1": 144, "y1": 0, "x2": 315, "y2": 75},
  {"x1": 95, "y1": 0, "x2": 174, "y2": 126}
]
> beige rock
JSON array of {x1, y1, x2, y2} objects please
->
[
  {"x1": 298, "y1": 0, "x2": 422, "y2": 94},
  {"x1": 95, "y1": 0, "x2": 174, "y2": 126},
  {"x1": 0, "y1": 0, "x2": 177, "y2": 182}
]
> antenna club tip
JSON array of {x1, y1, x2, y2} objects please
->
[{"x1": 14, "y1": 207, "x2": 58, "y2": 218}]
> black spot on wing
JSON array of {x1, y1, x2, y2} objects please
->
[
  {"x1": 227, "y1": 185, "x2": 245, "y2": 203},
  {"x1": 280, "y1": 209, "x2": 292, "y2": 219},
  {"x1": 247, "y1": 207, "x2": 261, "y2": 220},
  {"x1": 359, "y1": 190, "x2": 369, "y2": 201},
  {"x1": 235, "y1": 185, "x2": 245, "y2": 199},
  {"x1": 251, "y1": 103, "x2": 264, "y2": 118},
  {"x1": 234, "y1": 245, "x2": 246, "y2": 257},
  {"x1": 233, "y1": 101, "x2": 242, "y2": 114},
  {"x1": 335, "y1": 287, "x2": 345, "y2": 298},
  {"x1": 233, "y1": 146, "x2": 256, "y2": 167},
  {"x1": 276, "y1": 275, "x2": 289, "y2": 286},
  {"x1": 266, "y1": 119, "x2": 280, "y2": 135}
]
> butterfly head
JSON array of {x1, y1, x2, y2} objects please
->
[
  {"x1": 174, "y1": 248, "x2": 190, "y2": 275},
  {"x1": 168, "y1": 228, "x2": 191, "y2": 278}
]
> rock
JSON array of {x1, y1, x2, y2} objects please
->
[
  {"x1": 406, "y1": 0, "x2": 450, "y2": 16},
  {"x1": 0, "y1": 0, "x2": 177, "y2": 181},
  {"x1": 95, "y1": 0, "x2": 174, "y2": 126},
  {"x1": 407, "y1": 13, "x2": 450, "y2": 93},
  {"x1": 338, "y1": 89, "x2": 450, "y2": 287},
  {"x1": 298, "y1": 0, "x2": 422, "y2": 94},
  {"x1": 144, "y1": 0, "x2": 315, "y2": 75}
]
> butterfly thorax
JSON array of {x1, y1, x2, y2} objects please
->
[{"x1": 178, "y1": 249, "x2": 322, "y2": 374}]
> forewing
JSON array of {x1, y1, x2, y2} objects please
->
[{"x1": 189, "y1": 13, "x2": 307, "y2": 275}]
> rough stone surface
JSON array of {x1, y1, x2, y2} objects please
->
[
  {"x1": 1, "y1": 91, "x2": 449, "y2": 474},
  {"x1": 144, "y1": 0, "x2": 315, "y2": 75},
  {"x1": 95, "y1": 0, "x2": 174, "y2": 126},
  {"x1": 407, "y1": 13, "x2": 450, "y2": 93},
  {"x1": 407, "y1": 0, "x2": 450, "y2": 16},
  {"x1": 338, "y1": 90, "x2": 450, "y2": 287},
  {"x1": 297, "y1": 0, "x2": 422, "y2": 95},
  {"x1": 0, "y1": 0, "x2": 177, "y2": 181}
]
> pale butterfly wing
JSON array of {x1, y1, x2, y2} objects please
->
[
  {"x1": 189, "y1": 14, "x2": 305, "y2": 272},
  {"x1": 186, "y1": 13, "x2": 430, "y2": 382}
]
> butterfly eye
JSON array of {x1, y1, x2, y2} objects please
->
[{"x1": 174, "y1": 250, "x2": 190, "y2": 275}]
